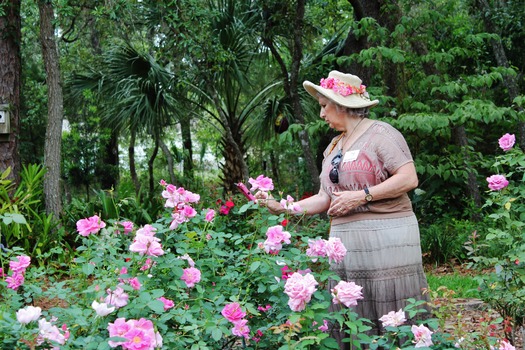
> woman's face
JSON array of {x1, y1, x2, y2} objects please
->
[{"x1": 318, "y1": 96, "x2": 346, "y2": 131}]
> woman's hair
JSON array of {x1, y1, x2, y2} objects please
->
[{"x1": 316, "y1": 92, "x2": 370, "y2": 118}]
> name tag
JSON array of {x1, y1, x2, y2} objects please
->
[{"x1": 343, "y1": 150, "x2": 359, "y2": 162}]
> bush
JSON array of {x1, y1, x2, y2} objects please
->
[{"x1": 0, "y1": 177, "x2": 515, "y2": 349}]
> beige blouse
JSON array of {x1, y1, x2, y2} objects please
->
[{"x1": 320, "y1": 120, "x2": 415, "y2": 225}]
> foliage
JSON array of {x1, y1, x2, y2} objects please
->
[
  {"x1": 0, "y1": 180, "x2": 516, "y2": 349},
  {"x1": 0, "y1": 165, "x2": 65, "y2": 261},
  {"x1": 467, "y1": 133, "x2": 525, "y2": 344}
]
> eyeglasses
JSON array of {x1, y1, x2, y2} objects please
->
[{"x1": 329, "y1": 149, "x2": 342, "y2": 184}]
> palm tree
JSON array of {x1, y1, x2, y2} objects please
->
[
  {"x1": 185, "y1": 0, "x2": 281, "y2": 192},
  {"x1": 68, "y1": 42, "x2": 179, "y2": 195}
]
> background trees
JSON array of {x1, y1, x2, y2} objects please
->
[{"x1": 1, "y1": 0, "x2": 523, "y2": 242}]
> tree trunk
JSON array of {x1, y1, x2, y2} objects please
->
[
  {"x1": 452, "y1": 126, "x2": 482, "y2": 209},
  {"x1": 39, "y1": 0, "x2": 64, "y2": 219},
  {"x1": 159, "y1": 139, "x2": 176, "y2": 185},
  {"x1": 180, "y1": 116, "x2": 194, "y2": 181},
  {"x1": 129, "y1": 129, "x2": 141, "y2": 195},
  {"x1": 90, "y1": 16, "x2": 119, "y2": 190},
  {"x1": 477, "y1": 0, "x2": 525, "y2": 149},
  {"x1": 148, "y1": 135, "x2": 159, "y2": 194},
  {"x1": 262, "y1": 0, "x2": 320, "y2": 192},
  {"x1": 0, "y1": 0, "x2": 21, "y2": 186},
  {"x1": 290, "y1": 0, "x2": 320, "y2": 192}
]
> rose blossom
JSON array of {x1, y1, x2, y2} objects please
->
[
  {"x1": 379, "y1": 309, "x2": 407, "y2": 328},
  {"x1": 205, "y1": 208, "x2": 216, "y2": 222},
  {"x1": 6, "y1": 272, "x2": 24, "y2": 290},
  {"x1": 486, "y1": 174, "x2": 509, "y2": 191},
  {"x1": 118, "y1": 221, "x2": 134, "y2": 234},
  {"x1": 231, "y1": 319, "x2": 250, "y2": 339},
  {"x1": 331, "y1": 280, "x2": 364, "y2": 307},
  {"x1": 325, "y1": 237, "x2": 347, "y2": 264},
  {"x1": 411, "y1": 324, "x2": 434, "y2": 348},
  {"x1": 249, "y1": 174, "x2": 274, "y2": 192},
  {"x1": 16, "y1": 306, "x2": 42, "y2": 324},
  {"x1": 91, "y1": 300, "x2": 115, "y2": 317},
  {"x1": 158, "y1": 297, "x2": 175, "y2": 311},
  {"x1": 105, "y1": 286, "x2": 129, "y2": 308},
  {"x1": 496, "y1": 340, "x2": 516, "y2": 350},
  {"x1": 129, "y1": 234, "x2": 164, "y2": 257},
  {"x1": 181, "y1": 267, "x2": 201, "y2": 288},
  {"x1": 221, "y1": 302, "x2": 246, "y2": 322},
  {"x1": 76, "y1": 215, "x2": 106, "y2": 236},
  {"x1": 498, "y1": 133, "x2": 515, "y2": 151},
  {"x1": 306, "y1": 239, "x2": 327, "y2": 261},
  {"x1": 9, "y1": 255, "x2": 31, "y2": 273},
  {"x1": 37, "y1": 318, "x2": 68, "y2": 346},
  {"x1": 284, "y1": 272, "x2": 318, "y2": 312},
  {"x1": 263, "y1": 225, "x2": 291, "y2": 254}
]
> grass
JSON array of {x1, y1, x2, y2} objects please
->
[{"x1": 426, "y1": 272, "x2": 481, "y2": 299}]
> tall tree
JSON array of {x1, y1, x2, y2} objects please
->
[
  {"x1": 38, "y1": 0, "x2": 64, "y2": 217},
  {"x1": 0, "y1": 0, "x2": 21, "y2": 185},
  {"x1": 261, "y1": 0, "x2": 321, "y2": 192}
]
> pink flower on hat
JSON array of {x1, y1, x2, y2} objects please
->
[{"x1": 320, "y1": 77, "x2": 366, "y2": 97}]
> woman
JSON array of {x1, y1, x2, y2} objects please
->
[{"x1": 258, "y1": 71, "x2": 429, "y2": 344}]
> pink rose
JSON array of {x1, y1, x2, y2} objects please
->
[
  {"x1": 118, "y1": 221, "x2": 134, "y2": 234},
  {"x1": 105, "y1": 286, "x2": 129, "y2": 308},
  {"x1": 379, "y1": 309, "x2": 406, "y2": 328},
  {"x1": 331, "y1": 280, "x2": 363, "y2": 307},
  {"x1": 486, "y1": 174, "x2": 509, "y2": 191},
  {"x1": 497, "y1": 340, "x2": 516, "y2": 350},
  {"x1": 76, "y1": 215, "x2": 106, "y2": 236},
  {"x1": 411, "y1": 324, "x2": 433, "y2": 348},
  {"x1": 284, "y1": 272, "x2": 318, "y2": 312},
  {"x1": 127, "y1": 277, "x2": 142, "y2": 290},
  {"x1": 498, "y1": 133, "x2": 515, "y2": 151},
  {"x1": 221, "y1": 302, "x2": 246, "y2": 323},
  {"x1": 9, "y1": 255, "x2": 31, "y2": 273},
  {"x1": 129, "y1": 234, "x2": 164, "y2": 257},
  {"x1": 6, "y1": 272, "x2": 24, "y2": 290},
  {"x1": 107, "y1": 318, "x2": 131, "y2": 347},
  {"x1": 306, "y1": 239, "x2": 327, "y2": 261},
  {"x1": 263, "y1": 225, "x2": 291, "y2": 254},
  {"x1": 248, "y1": 175, "x2": 274, "y2": 192},
  {"x1": 181, "y1": 267, "x2": 201, "y2": 288},
  {"x1": 325, "y1": 237, "x2": 347, "y2": 264},
  {"x1": 205, "y1": 208, "x2": 215, "y2": 222},
  {"x1": 158, "y1": 297, "x2": 175, "y2": 311},
  {"x1": 231, "y1": 319, "x2": 250, "y2": 339}
]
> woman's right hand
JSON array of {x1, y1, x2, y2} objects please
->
[{"x1": 255, "y1": 191, "x2": 284, "y2": 215}]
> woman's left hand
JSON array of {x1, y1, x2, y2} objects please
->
[{"x1": 327, "y1": 191, "x2": 364, "y2": 217}]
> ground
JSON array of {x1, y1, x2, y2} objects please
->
[{"x1": 426, "y1": 263, "x2": 523, "y2": 349}]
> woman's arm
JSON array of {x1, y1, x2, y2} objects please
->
[
  {"x1": 328, "y1": 162, "x2": 418, "y2": 217},
  {"x1": 257, "y1": 188, "x2": 332, "y2": 216}
]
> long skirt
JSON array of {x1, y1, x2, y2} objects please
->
[{"x1": 328, "y1": 214, "x2": 429, "y2": 348}]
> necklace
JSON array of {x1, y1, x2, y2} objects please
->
[{"x1": 339, "y1": 117, "x2": 365, "y2": 151}]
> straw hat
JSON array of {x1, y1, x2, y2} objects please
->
[{"x1": 303, "y1": 70, "x2": 379, "y2": 108}]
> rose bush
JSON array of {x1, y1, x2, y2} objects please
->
[{"x1": 0, "y1": 175, "x2": 516, "y2": 349}]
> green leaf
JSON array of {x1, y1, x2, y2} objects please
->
[
  {"x1": 147, "y1": 299, "x2": 165, "y2": 314},
  {"x1": 249, "y1": 261, "x2": 261, "y2": 273},
  {"x1": 211, "y1": 328, "x2": 222, "y2": 341}
]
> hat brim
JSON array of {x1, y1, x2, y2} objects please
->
[{"x1": 303, "y1": 80, "x2": 379, "y2": 109}]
